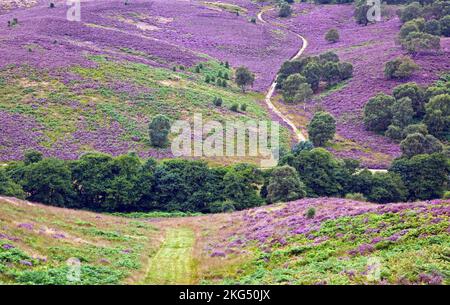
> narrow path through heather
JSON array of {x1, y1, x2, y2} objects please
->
[{"x1": 143, "y1": 227, "x2": 196, "y2": 284}]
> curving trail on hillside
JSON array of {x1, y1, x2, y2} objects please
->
[
  {"x1": 258, "y1": 7, "x2": 308, "y2": 143},
  {"x1": 258, "y1": 7, "x2": 387, "y2": 173}
]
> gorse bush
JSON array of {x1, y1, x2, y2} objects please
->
[
  {"x1": 325, "y1": 28, "x2": 340, "y2": 43},
  {"x1": 384, "y1": 56, "x2": 419, "y2": 79}
]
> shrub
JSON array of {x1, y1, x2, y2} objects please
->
[
  {"x1": 225, "y1": 61, "x2": 230, "y2": 69},
  {"x1": 221, "y1": 79, "x2": 227, "y2": 87},
  {"x1": 322, "y1": 61, "x2": 341, "y2": 85},
  {"x1": 24, "y1": 150, "x2": 43, "y2": 165},
  {"x1": 338, "y1": 62, "x2": 353, "y2": 80},
  {"x1": 250, "y1": 17, "x2": 256, "y2": 24},
  {"x1": 345, "y1": 193, "x2": 367, "y2": 202},
  {"x1": 149, "y1": 114, "x2": 171, "y2": 148},
  {"x1": 384, "y1": 56, "x2": 419, "y2": 79},
  {"x1": 325, "y1": 28, "x2": 340, "y2": 43},
  {"x1": 308, "y1": 111, "x2": 336, "y2": 146},
  {"x1": 195, "y1": 66, "x2": 200, "y2": 73},
  {"x1": 281, "y1": 74, "x2": 311, "y2": 103},
  {"x1": 305, "y1": 207, "x2": 316, "y2": 219},
  {"x1": 49, "y1": 2, "x2": 55, "y2": 8},
  {"x1": 213, "y1": 97, "x2": 223, "y2": 106},
  {"x1": 278, "y1": 3, "x2": 293, "y2": 18},
  {"x1": 205, "y1": 75, "x2": 210, "y2": 83},
  {"x1": 240, "y1": 104, "x2": 247, "y2": 112},
  {"x1": 399, "y1": 21, "x2": 420, "y2": 39},
  {"x1": 0, "y1": 169, "x2": 26, "y2": 199},
  {"x1": 230, "y1": 103, "x2": 239, "y2": 112},
  {"x1": 402, "y1": 32, "x2": 441, "y2": 55}
]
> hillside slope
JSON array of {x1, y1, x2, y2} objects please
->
[{"x1": 1, "y1": 196, "x2": 448, "y2": 284}]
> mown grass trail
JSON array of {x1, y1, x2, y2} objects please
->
[{"x1": 144, "y1": 227, "x2": 196, "y2": 284}]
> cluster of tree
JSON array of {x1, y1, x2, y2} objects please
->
[
  {"x1": 277, "y1": 52, "x2": 353, "y2": 103},
  {"x1": 1, "y1": 143, "x2": 448, "y2": 212},
  {"x1": 397, "y1": 1, "x2": 450, "y2": 54},
  {"x1": 364, "y1": 77, "x2": 449, "y2": 152},
  {"x1": 275, "y1": 143, "x2": 448, "y2": 203},
  {"x1": 0, "y1": 151, "x2": 264, "y2": 213},
  {"x1": 384, "y1": 55, "x2": 419, "y2": 79}
]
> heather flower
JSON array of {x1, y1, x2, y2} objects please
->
[
  {"x1": 210, "y1": 250, "x2": 226, "y2": 258},
  {"x1": 17, "y1": 223, "x2": 34, "y2": 230},
  {"x1": 2, "y1": 244, "x2": 14, "y2": 250},
  {"x1": 19, "y1": 260, "x2": 33, "y2": 267}
]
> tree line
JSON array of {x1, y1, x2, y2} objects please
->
[{"x1": 1, "y1": 142, "x2": 448, "y2": 213}]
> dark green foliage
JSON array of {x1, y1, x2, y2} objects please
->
[
  {"x1": 423, "y1": 94, "x2": 450, "y2": 139},
  {"x1": 230, "y1": 103, "x2": 239, "y2": 112},
  {"x1": 441, "y1": 15, "x2": 450, "y2": 36},
  {"x1": 278, "y1": 3, "x2": 293, "y2": 18},
  {"x1": 384, "y1": 56, "x2": 419, "y2": 79},
  {"x1": 223, "y1": 163, "x2": 264, "y2": 210},
  {"x1": 305, "y1": 207, "x2": 316, "y2": 219},
  {"x1": 403, "y1": 123, "x2": 428, "y2": 136},
  {"x1": 402, "y1": 31, "x2": 441, "y2": 55},
  {"x1": 349, "y1": 170, "x2": 407, "y2": 203},
  {"x1": 148, "y1": 114, "x2": 171, "y2": 148},
  {"x1": 354, "y1": 3, "x2": 371, "y2": 25},
  {"x1": 266, "y1": 165, "x2": 306, "y2": 203},
  {"x1": 291, "y1": 140, "x2": 314, "y2": 155},
  {"x1": 390, "y1": 153, "x2": 449, "y2": 200},
  {"x1": 302, "y1": 62, "x2": 321, "y2": 91},
  {"x1": 281, "y1": 148, "x2": 354, "y2": 197},
  {"x1": 213, "y1": 97, "x2": 223, "y2": 106},
  {"x1": 0, "y1": 169, "x2": 25, "y2": 199},
  {"x1": 392, "y1": 82, "x2": 425, "y2": 117},
  {"x1": 364, "y1": 93, "x2": 396, "y2": 132},
  {"x1": 235, "y1": 66, "x2": 255, "y2": 92},
  {"x1": 22, "y1": 158, "x2": 74, "y2": 206},
  {"x1": 400, "y1": 133, "x2": 443, "y2": 157},
  {"x1": 325, "y1": 28, "x2": 340, "y2": 43},
  {"x1": 307, "y1": 111, "x2": 336, "y2": 146},
  {"x1": 391, "y1": 97, "x2": 415, "y2": 128},
  {"x1": 240, "y1": 104, "x2": 247, "y2": 111},
  {"x1": 400, "y1": 2, "x2": 423, "y2": 22},
  {"x1": 424, "y1": 19, "x2": 441, "y2": 35},
  {"x1": 385, "y1": 124, "x2": 404, "y2": 141},
  {"x1": 281, "y1": 73, "x2": 312, "y2": 103},
  {"x1": 322, "y1": 61, "x2": 341, "y2": 85},
  {"x1": 338, "y1": 62, "x2": 353, "y2": 80},
  {"x1": 24, "y1": 150, "x2": 43, "y2": 166}
]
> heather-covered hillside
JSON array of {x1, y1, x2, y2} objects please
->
[{"x1": 1, "y1": 196, "x2": 448, "y2": 284}]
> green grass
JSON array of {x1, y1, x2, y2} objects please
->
[{"x1": 143, "y1": 228, "x2": 196, "y2": 284}]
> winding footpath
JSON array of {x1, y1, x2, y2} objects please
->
[
  {"x1": 258, "y1": 7, "x2": 386, "y2": 172},
  {"x1": 258, "y1": 7, "x2": 308, "y2": 143}
]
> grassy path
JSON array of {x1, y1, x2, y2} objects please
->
[{"x1": 144, "y1": 227, "x2": 196, "y2": 284}]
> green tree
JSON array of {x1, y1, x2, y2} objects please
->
[
  {"x1": 338, "y1": 62, "x2": 353, "y2": 80},
  {"x1": 303, "y1": 62, "x2": 321, "y2": 91},
  {"x1": 322, "y1": 61, "x2": 341, "y2": 85},
  {"x1": 400, "y1": 132, "x2": 443, "y2": 157},
  {"x1": 391, "y1": 97, "x2": 415, "y2": 128},
  {"x1": 402, "y1": 32, "x2": 441, "y2": 55},
  {"x1": 392, "y1": 82, "x2": 425, "y2": 116},
  {"x1": 22, "y1": 158, "x2": 74, "y2": 207},
  {"x1": 384, "y1": 56, "x2": 419, "y2": 79},
  {"x1": 0, "y1": 169, "x2": 25, "y2": 199},
  {"x1": 308, "y1": 111, "x2": 336, "y2": 146},
  {"x1": 149, "y1": 114, "x2": 171, "y2": 148},
  {"x1": 424, "y1": 19, "x2": 441, "y2": 36},
  {"x1": 282, "y1": 73, "x2": 311, "y2": 103},
  {"x1": 390, "y1": 153, "x2": 449, "y2": 200},
  {"x1": 423, "y1": 94, "x2": 450, "y2": 139},
  {"x1": 440, "y1": 15, "x2": 450, "y2": 37},
  {"x1": 266, "y1": 165, "x2": 306, "y2": 203},
  {"x1": 363, "y1": 93, "x2": 395, "y2": 132},
  {"x1": 278, "y1": 3, "x2": 293, "y2": 18},
  {"x1": 400, "y1": 2, "x2": 423, "y2": 23},
  {"x1": 281, "y1": 148, "x2": 353, "y2": 197},
  {"x1": 223, "y1": 163, "x2": 263, "y2": 210},
  {"x1": 235, "y1": 66, "x2": 255, "y2": 92},
  {"x1": 325, "y1": 28, "x2": 340, "y2": 43}
]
